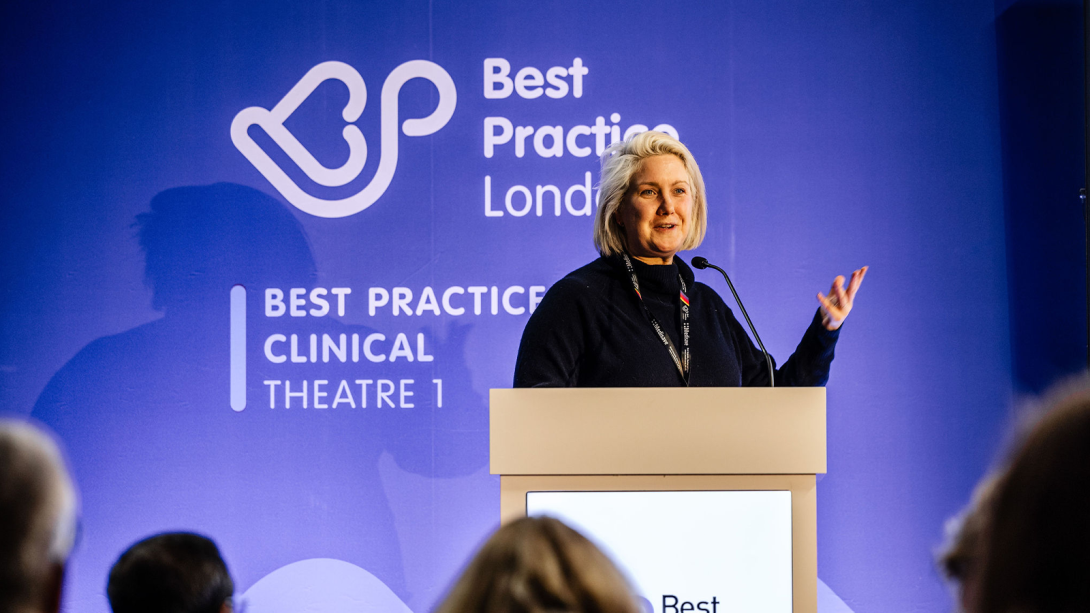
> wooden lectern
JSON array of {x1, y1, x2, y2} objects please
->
[{"x1": 490, "y1": 387, "x2": 826, "y2": 613}]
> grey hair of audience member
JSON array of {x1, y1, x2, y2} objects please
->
[
  {"x1": 0, "y1": 419, "x2": 79, "y2": 613},
  {"x1": 435, "y1": 516, "x2": 642, "y2": 613},
  {"x1": 974, "y1": 379, "x2": 1090, "y2": 613},
  {"x1": 107, "y1": 532, "x2": 233, "y2": 613}
]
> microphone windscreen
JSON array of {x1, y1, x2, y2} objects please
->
[{"x1": 691, "y1": 256, "x2": 709, "y2": 269}]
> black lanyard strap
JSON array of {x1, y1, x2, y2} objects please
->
[{"x1": 621, "y1": 253, "x2": 691, "y2": 384}]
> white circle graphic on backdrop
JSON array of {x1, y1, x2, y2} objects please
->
[{"x1": 238, "y1": 558, "x2": 414, "y2": 613}]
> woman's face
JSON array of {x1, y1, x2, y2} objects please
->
[{"x1": 616, "y1": 154, "x2": 693, "y2": 264}]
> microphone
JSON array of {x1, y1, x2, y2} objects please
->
[{"x1": 691, "y1": 256, "x2": 775, "y2": 387}]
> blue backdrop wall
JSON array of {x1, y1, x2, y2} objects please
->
[{"x1": 0, "y1": 1, "x2": 1084, "y2": 612}]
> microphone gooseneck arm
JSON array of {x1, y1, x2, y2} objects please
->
[{"x1": 691, "y1": 256, "x2": 775, "y2": 387}]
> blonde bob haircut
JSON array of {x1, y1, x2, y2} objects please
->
[
  {"x1": 434, "y1": 516, "x2": 642, "y2": 613},
  {"x1": 593, "y1": 131, "x2": 708, "y2": 257}
]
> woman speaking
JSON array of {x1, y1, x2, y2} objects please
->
[{"x1": 513, "y1": 131, "x2": 866, "y2": 388}]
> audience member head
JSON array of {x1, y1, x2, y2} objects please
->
[
  {"x1": 974, "y1": 380, "x2": 1090, "y2": 613},
  {"x1": 435, "y1": 516, "x2": 642, "y2": 613},
  {"x1": 938, "y1": 473, "x2": 1000, "y2": 613},
  {"x1": 0, "y1": 419, "x2": 78, "y2": 613},
  {"x1": 107, "y1": 532, "x2": 233, "y2": 613}
]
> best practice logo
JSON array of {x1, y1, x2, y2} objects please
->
[{"x1": 231, "y1": 60, "x2": 457, "y2": 218}]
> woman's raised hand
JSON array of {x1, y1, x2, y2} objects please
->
[{"x1": 817, "y1": 266, "x2": 868, "y2": 331}]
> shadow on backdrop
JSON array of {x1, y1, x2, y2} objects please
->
[
  {"x1": 32, "y1": 183, "x2": 487, "y2": 611},
  {"x1": 996, "y1": 0, "x2": 1088, "y2": 393}
]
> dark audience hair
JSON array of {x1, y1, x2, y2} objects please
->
[
  {"x1": 435, "y1": 516, "x2": 642, "y2": 613},
  {"x1": 107, "y1": 532, "x2": 233, "y2": 613},
  {"x1": 0, "y1": 419, "x2": 78, "y2": 613},
  {"x1": 974, "y1": 381, "x2": 1090, "y2": 613}
]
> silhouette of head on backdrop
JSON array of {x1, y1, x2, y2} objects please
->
[
  {"x1": 33, "y1": 182, "x2": 485, "y2": 611},
  {"x1": 136, "y1": 183, "x2": 316, "y2": 314}
]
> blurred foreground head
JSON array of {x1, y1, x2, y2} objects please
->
[
  {"x1": 0, "y1": 420, "x2": 78, "y2": 613},
  {"x1": 938, "y1": 474, "x2": 1000, "y2": 613},
  {"x1": 107, "y1": 532, "x2": 233, "y2": 613},
  {"x1": 436, "y1": 516, "x2": 641, "y2": 613},
  {"x1": 975, "y1": 381, "x2": 1090, "y2": 613}
]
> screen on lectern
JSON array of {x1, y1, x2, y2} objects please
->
[{"x1": 527, "y1": 490, "x2": 793, "y2": 613}]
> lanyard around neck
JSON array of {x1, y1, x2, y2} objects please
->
[{"x1": 621, "y1": 253, "x2": 690, "y2": 384}]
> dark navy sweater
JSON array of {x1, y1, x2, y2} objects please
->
[{"x1": 513, "y1": 255, "x2": 840, "y2": 387}]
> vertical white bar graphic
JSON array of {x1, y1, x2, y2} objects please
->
[{"x1": 230, "y1": 285, "x2": 247, "y2": 412}]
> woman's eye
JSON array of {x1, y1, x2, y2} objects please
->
[{"x1": 641, "y1": 189, "x2": 655, "y2": 196}]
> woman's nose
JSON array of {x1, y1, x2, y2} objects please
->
[{"x1": 659, "y1": 195, "x2": 676, "y2": 214}]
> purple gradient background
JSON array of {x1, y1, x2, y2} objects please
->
[{"x1": 1, "y1": 1, "x2": 1085, "y2": 612}]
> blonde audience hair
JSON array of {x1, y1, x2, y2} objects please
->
[
  {"x1": 593, "y1": 131, "x2": 708, "y2": 257},
  {"x1": 434, "y1": 516, "x2": 642, "y2": 613}
]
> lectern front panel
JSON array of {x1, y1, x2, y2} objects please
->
[
  {"x1": 491, "y1": 389, "x2": 824, "y2": 613},
  {"x1": 500, "y1": 474, "x2": 817, "y2": 613},
  {"x1": 528, "y1": 490, "x2": 793, "y2": 613}
]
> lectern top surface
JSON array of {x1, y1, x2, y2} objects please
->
[{"x1": 490, "y1": 387, "x2": 827, "y2": 475}]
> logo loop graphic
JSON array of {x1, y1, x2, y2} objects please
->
[{"x1": 231, "y1": 60, "x2": 457, "y2": 218}]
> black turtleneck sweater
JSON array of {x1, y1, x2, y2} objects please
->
[{"x1": 513, "y1": 255, "x2": 840, "y2": 387}]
